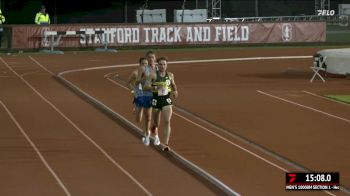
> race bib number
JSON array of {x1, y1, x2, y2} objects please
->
[
  {"x1": 152, "y1": 99, "x2": 157, "y2": 106},
  {"x1": 158, "y1": 87, "x2": 169, "y2": 96}
]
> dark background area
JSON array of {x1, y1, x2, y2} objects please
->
[{"x1": 1, "y1": 0, "x2": 350, "y2": 24}]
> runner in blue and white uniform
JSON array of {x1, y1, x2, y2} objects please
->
[
  {"x1": 136, "y1": 51, "x2": 160, "y2": 146},
  {"x1": 127, "y1": 57, "x2": 148, "y2": 123}
]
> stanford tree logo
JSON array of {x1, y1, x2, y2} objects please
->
[{"x1": 282, "y1": 23, "x2": 292, "y2": 42}]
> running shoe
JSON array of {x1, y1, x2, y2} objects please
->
[
  {"x1": 154, "y1": 135, "x2": 160, "y2": 146},
  {"x1": 142, "y1": 136, "x2": 150, "y2": 146}
]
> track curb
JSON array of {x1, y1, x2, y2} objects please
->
[{"x1": 56, "y1": 71, "x2": 240, "y2": 196}]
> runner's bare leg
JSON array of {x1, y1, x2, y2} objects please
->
[{"x1": 162, "y1": 105, "x2": 172, "y2": 145}]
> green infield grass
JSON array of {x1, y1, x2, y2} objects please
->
[{"x1": 325, "y1": 95, "x2": 350, "y2": 104}]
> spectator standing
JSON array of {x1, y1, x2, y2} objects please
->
[
  {"x1": 35, "y1": 6, "x2": 50, "y2": 25},
  {"x1": 0, "y1": 8, "x2": 5, "y2": 48},
  {"x1": 0, "y1": 8, "x2": 5, "y2": 24}
]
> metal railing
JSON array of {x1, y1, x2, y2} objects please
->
[{"x1": 207, "y1": 14, "x2": 349, "y2": 26}]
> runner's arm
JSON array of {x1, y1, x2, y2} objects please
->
[
  {"x1": 127, "y1": 71, "x2": 137, "y2": 92},
  {"x1": 142, "y1": 72, "x2": 157, "y2": 91},
  {"x1": 135, "y1": 66, "x2": 145, "y2": 85},
  {"x1": 169, "y1": 72, "x2": 178, "y2": 98}
]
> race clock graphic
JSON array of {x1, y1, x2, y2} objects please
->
[{"x1": 286, "y1": 172, "x2": 340, "y2": 190}]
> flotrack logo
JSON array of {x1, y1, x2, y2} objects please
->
[
  {"x1": 282, "y1": 23, "x2": 292, "y2": 42},
  {"x1": 317, "y1": 10, "x2": 335, "y2": 16}
]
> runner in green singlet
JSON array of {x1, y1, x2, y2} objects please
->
[{"x1": 150, "y1": 56, "x2": 178, "y2": 151}]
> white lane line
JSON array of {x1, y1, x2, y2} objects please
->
[
  {"x1": 106, "y1": 76, "x2": 126, "y2": 88},
  {"x1": 59, "y1": 55, "x2": 313, "y2": 75},
  {"x1": 174, "y1": 112, "x2": 291, "y2": 172},
  {"x1": 103, "y1": 70, "x2": 133, "y2": 79},
  {"x1": 104, "y1": 72, "x2": 118, "y2": 78},
  {"x1": 257, "y1": 90, "x2": 350, "y2": 124},
  {"x1": 28, "y1": 56, "x2": 55, "y2": 75},
  {"x1": 302, "y1": 90, "x2": 350, "y2": 107},
  {"x1": 105, "y1": 75, "x2": 289, "y2": 172},
  {"x1": 0, "y1": 100, "x2": 71, "y2": 196},
  {"x1": 20, "y1": 71, "x2": 48, "y2": 77},
  {"x1": 1, "y1": 57, "x2": 152, "y2": 196},
  {"x1": 167, "y1": 56, "x2": 312, "y2": 65}
]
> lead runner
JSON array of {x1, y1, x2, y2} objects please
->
[{"x1": 150, "y1": 56, "x2": 178, "y2": 151}]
